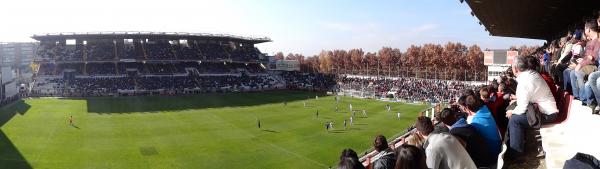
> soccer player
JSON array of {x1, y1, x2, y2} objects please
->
[
  {"x1": 316, "y1": 110, "x2": 319, "y2": 118},
  {"x1": 330, "y1": 121, "x2": 334, "y2": 129},
  {"x1": 326, "y1": 122, "x2": 330, "y2": 131},
  {"x1": 336, "y1": 106, "x2": 339, "y2": 113},
  {"x1": 257, "y1": 119, "x2": 261, "y2": 129},
  {"x1": 69, "y1": 115, "x2": 73, "y2": 126},
  {"x1": 350, "y1": 116, "x2": 354, "y2": 126},
  {"x1": 303, "y1": 101, "x2": 306, "y2": 108},
  {"x1": 362, "y1": 110, "x2": 367, "y2": 117},
  {"x1": 397, "y1": 112, "x2": 401, "y2": 119},
  {"x1": 349, "y1": 104, "x2": 353, "y2": 112},
  {"x1": 344, "y1": 120, "x2": 347, "y2": 130}
]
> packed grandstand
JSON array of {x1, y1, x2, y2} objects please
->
[
  {"x1": 30, "y1": 32, "x2": 287, "y2": 96},
  {"x1": 28, "y1": 32, "x2": 474, "y2": 103}
]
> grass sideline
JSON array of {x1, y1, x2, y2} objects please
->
[{"x1": 0, "y1": 91, "x2": 427, "y2": 169}]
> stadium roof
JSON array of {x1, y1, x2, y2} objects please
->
[
  {"x1": 465, "y1": 0, "x2": 600, "y2": 40},
  {"x1": 31, "y1": 31, "x2": 271, "y2": 44}
]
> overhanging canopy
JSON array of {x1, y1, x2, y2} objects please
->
[
  {"x1": 31, "y1": 31, "x2": 271, "y2": 44},
  {"x1": 466, "y1": 0, "x2": 600, "y2": 40}
]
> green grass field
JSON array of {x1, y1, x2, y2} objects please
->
[{"x1": 0, "y1": 91, "x2": 427, "y2": 169}]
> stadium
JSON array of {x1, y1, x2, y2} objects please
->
[
  {"x1": 1, "y1": 1, "x2": 600, "y2": 169},
  {"x1": 1, "y1": 32, "x2": 432, "y2": 168}
]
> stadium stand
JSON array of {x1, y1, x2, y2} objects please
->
[
  {"x1": 30, "y1": 32, "x2": 287, "y2": 96},
  {"x1": 337, "y1": 76, "x2": 478, "y2": 103},
  {"x1": 281, "y1": 71, "x2": 337, "y2": 91}
]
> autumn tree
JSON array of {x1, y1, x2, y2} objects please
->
[
  {"x1": 275, "y1": 41, "x2": 512, "y2": 81},
  {"x1": 349, "y1": 48, "x2": 364, "y2": 74},
  {"x1": 274, "y1": 52, "x2": 284, "y2": 60}
]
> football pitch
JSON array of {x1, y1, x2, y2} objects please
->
[{"x1": 0, "y1": 91, "x2": 428, "y2": 169}]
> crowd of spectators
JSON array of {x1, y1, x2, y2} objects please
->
[
  {"x1": 144, "y1": 63, "x2": 176, "y2": 75},
  {"x1": 281, "y1": 71, "x2": 337, "y2": 91},
  {"x1": 145, "y1": 43, "x2": 175, "y2": 60},
  {"x1": 36, "y1": 44, "x2": 53, "y2": 61},
  {"x1": 338, "y1": 51, "x2": 569, "y2": 168},
  {"x1": 230, "y1": 46, "x2": 262, "y2": 62},
  {"x1": 338, "y1": 76, "x2": 477, "y2": 103},
  {"x1": 68, "y1": 77, "x2": 135, "y2": 92},
  {"x1": 118, "y1": 42, "x2": 145, "y2": 59},
  {"x1": 38, "y1": 63, "x2": 56, "y2": 76},
  {"x1": 87, "y1": 42, "x2": 115, "y2": 61},
  {"x1": 200, "y1": 44, "x2": 230, "y2": 60},
  {"x1": 36, "y1": 39, "x2": 264, "y2": 62},
  {"x1": 51, "y1": 74, "x2": 277, "y2": 95},
  {"x1": 37, "y1": 44, "x2": 83, "y2": 61},
  {"x1": 173, "y1": 44, "x2": 202, "y2": 60},
  {"x1": 33, "y1": 50, "x2": 279, "y2": 96},
  {"x1": 37, "y1": 62, "x2": 266, "y2": 76},
  {"x1": 87, "y1": 63, "x2": 116, "y2": 75},
  {"x1": 551, "y1": 17, "x2": 600, "y2": 116}
]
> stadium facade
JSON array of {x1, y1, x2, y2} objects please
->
[
  {"x1": 0, "y1": 42, "x2": 37, "y2": 83},
  {"x1": 30, "y1": 32, "x2": 294, "y2": 96},
  {"x1": 0, "y1": 66, "x2": 18, "y2": 103}
]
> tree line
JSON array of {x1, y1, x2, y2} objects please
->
[{"x1": 275, "y1": 42, "x2": 539, "y2": 81}]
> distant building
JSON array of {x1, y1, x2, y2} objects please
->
[
  {"x1": 483, "y1": 49, "x2": 518, "y2": 81},
  {"x1": 0, "y1": 42, "x2": 37, "y2": 66},
  {"x1": 0, "y1": 42, "x2": 39, "y2": 83},
  {"x1": 1, "y1": 66, "x2": 18, "y2": 102}
]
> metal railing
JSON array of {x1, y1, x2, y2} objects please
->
[{"x1": 356, "y1": 103, "x2": 445, "y2": 167}]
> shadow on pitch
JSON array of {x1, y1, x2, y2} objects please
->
[
  {"x1": 0, "y1": 130, "x2": 32, "y2": 169},
  {"x1": 0, "y1": 101, "x2": 33, "y2": 169},
  {"x1": 329, "y1": 130, "x2": 348, "y2": 133},
  {"x1": 262, "y1": 129, "x2": 280, "y2": 133},
  {"x1": 0, "y1": 100, "x2": 31, "y2": 127},
  {"x1": 75, "y1": 90, "x2": 327, "y2": 113}
]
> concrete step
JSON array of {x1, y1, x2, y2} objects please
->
[{"x1": 540, "y1": 99, "x2": 600, "y2": 169}]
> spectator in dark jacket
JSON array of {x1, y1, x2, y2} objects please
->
[
  {"x1": 338, "y1": 157, "x2": 364, "y2": 169},
  {"x1": 338, "y1": 149, "x2": 366, "y2": 169},
  {"x1": 372, "y1": 135, "x2": 396, "y2": 169},
  {"x1": 394, "y1": 144, "x2": 427, "y2": 169}
]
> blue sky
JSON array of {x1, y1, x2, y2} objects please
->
[{"x1": 0, "y1": 0, "x2": 542, "y2": 56}]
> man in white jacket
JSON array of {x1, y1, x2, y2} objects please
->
[{"x1": 506, "y1": 55, "x2": 558, "y2": 160}]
